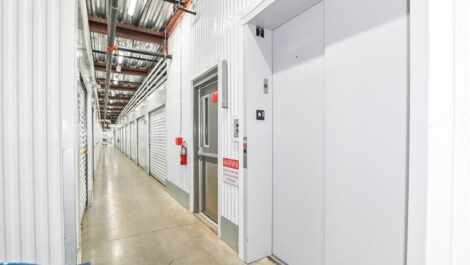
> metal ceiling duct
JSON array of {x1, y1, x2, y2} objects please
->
[{"x1": 104, "y1": 0, "x2": 119, "y2": 121}]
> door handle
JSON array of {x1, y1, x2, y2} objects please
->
[{"x1": 197, "y1": 150, "x2": 218, "y2": 159}]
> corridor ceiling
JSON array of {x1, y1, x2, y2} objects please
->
[{"x1": 86, "y1": 0, "x2": 188, "y2": 126}]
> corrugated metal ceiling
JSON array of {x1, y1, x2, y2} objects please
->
[
  {"x1": 86, "y1": 0, "x2": 174, "y2": 31},
  {"x1": 86, "y1": 0, "x2": 175, "y2": 124}
]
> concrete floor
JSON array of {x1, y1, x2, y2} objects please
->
[{"x1": 80, "y1": 146, "x2": 273, "y2": 265}]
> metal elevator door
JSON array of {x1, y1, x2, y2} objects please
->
[
  {"x1": 197, "y1": 79, "x2": 218, "y2": 223},
  {"x1": 78, "y1": 81, "x2": 87, "y2": 222},
  {"x1": 149, "y1": 107, "x2": 166, "y2": 184},
  {"x1": 137, "y1": 116, "x2": 147, "y2": 169}
]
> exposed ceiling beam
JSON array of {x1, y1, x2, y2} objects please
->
[
  {"x1": 100, "y1": 112, "x2": 123, "y2": 115},
  {"x1": 94, "y1": 62, "x2": 149, "y2": 76},
  {"x1": 102, "y1": 113, "x2": 121, "y2": 115},
  {"x1": 88, "y1": 16, "x2": 166, "y2": 46},
  {"x1": 100, "y1": 104, "x2": 126, "y2": 108},
  {"x1": 92, "y1": 49, "x2": 161, "y2": 63},
  {"x1": 100, "y1": 108, "x2": 123, "y2": 111},
  {"x1": 98, "y1": 84, "x2": 138, "y2": 92},
  {"x1": 99, "y1": 106, "x2": 126, "y2": 110},
  {"x1": 98, "y1": 95, "x2": 131, "y2": 101},
  {"x1": 96, "y1": 78, "x2": 142, "y2": 86},
  {"x1": 118, "y1": 47, "x2": 171, "y2": 59},
  {"x1": 167, "y1": 0, "x2": 192, "y2": 36},
  {"x1": 102, "y1": 103, "x2": 127, "y2": 107},
  {"x1": 100, "y1": 111, "x2": 123, "y2": 114}
]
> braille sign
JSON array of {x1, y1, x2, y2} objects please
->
[{"x1": 256, "y1": 110, "x2": 265, "y2": 120}]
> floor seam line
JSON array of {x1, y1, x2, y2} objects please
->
[{"x1": 95, "y1": 221, "x2": 200, "y2": 243}]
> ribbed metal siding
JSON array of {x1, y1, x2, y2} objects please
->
[
  {"x1": 120, "y1": 128, "x2": 123, "y2": 151},
  {"x1": 93, "y1": 108, "x2": 102, "y2": 173},
  {"x1": 125, "y1": 124, "x2": 130, "y2": 157},
  {"x1": 78, "y1": 83, "x2": 87, "y2": 222},
  {"x1": 166, "y1": 0, "x2": 261, "y2": 225},
  {"x1": 137, "y1": 117, "x2": 148, "y2": 169},
  {"x1": 131, "y1": 121, "x2": 137, "y2": 161},
  {"x1": 0, "y1": 0, "x2": 77, "y2": 262},
  {"x1": 149, "y1": 107, "x2": 167, "y2": 183},
  {"x1": 122, "y1": 128, "x2": 125, "y2": 152}
]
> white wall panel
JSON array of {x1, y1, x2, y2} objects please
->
[
  {"x1": 166, "y1": 0, "x2": 263, "y2": 225},
  {"x1": 272, "y1": 4, "x2": 325, "y2": 263},
  {"x1": 0, "y1": 0, "x2": 79, "y2": 263},
  {"x1": 243, "y1": 24, "x2": 273, "y2": 262},
  {"x1": 324, "y1": 0, "x2": 408, "y2": 264},
  {"x1": 94, "y1": 108, "x2": 102, "y2": 173}
]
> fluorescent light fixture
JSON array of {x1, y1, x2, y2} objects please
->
[
  {"x1": 128, "y1": 0, "x2": 137, "y2": 16},
  {"x1": 113, "y1": 79, "x2": 118, "y2": 85}
]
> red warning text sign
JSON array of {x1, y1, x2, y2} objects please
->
[{"x1": 223, "y1": 158, "x2": 239, "y2": 187}]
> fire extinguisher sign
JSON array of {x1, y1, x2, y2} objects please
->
[{"x1": 223, "y1": 158, "x2": 239, "y2": 187}]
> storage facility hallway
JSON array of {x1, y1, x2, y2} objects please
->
[
  {"x1": 0, "y1": 0, "x2": 468, "y2": 264},
  {"x1": 80, "y1": 146, "x2": 272, "y2": 265}
]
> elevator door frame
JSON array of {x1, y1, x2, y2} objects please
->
[{"x1": 192, "y1": 66, "x2": 220, "y2": 228}]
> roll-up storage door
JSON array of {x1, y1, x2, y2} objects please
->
[
  {"x1": 131, "y1": 121, "x2": 137, "y2": 161},
  {"x1": 78, "y1": 81, "x2": 87, "y2": 222},
  {"x1": 149, "y1": 107, "x2": 166, "y2": 183},
  {"x1": 137, "y1": 117, "x2": 147, "y2": 169},
  {"x1": 127, "y1": 125, "x2": 131, "y2": 157},
  {"x1": 125, "y1": 125, "x2": 130, "y2": 157}
]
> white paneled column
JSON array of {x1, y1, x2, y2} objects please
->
[
  {"x1": 0, "y1": 0, "x2": 77, "y2": 263},
  {"x1": 18, "y1": 0, "x2": 36, "y2": 260},
  {"x1": 3, "y1": 0, "x2": 21, "y2": 260},
  {"x1": 32, "y1": 0, "x2": 51, "y2": 262}
]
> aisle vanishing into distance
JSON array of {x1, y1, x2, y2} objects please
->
[{"x1": 80, "y1": 146, "x2": 273, "y2": 265}]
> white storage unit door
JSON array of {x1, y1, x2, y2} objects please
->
[
  {"x1": 149, "y1": 107, "x2": 167, "y2": 183},
  {"x1": 125, "y1": 125, "x2": 130, "y2": 157},
  {"x1": 78, "y1": 82, "x2": 87, "y2": 222},
  {"x1": 131, "y1": 121, "x2": 137, "y2": 161},
  {"x1": 123, "y1": 127, "x2": 126, "y2": 154},
  {"x1": 120, "y1": 129, "x2": 123, "y2": 151},
  {"x1": 126, "y1": 124, "x2": 131, "y2": 158},
  {"x1": 137, "y1": 117, "x2": 147, "y2": 169},
  {"x1": 122, "y1": 128, "x2": 125, "y2": 153}
]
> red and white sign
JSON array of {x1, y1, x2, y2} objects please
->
[{"x1": 223, "y1": 158, "x2": 239, "y2": 187}]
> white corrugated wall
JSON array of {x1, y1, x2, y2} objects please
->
[
  {"x1": 166, "y1": 0, "x2": 262, "y2": 225},
  {"x1": 94, "y1": 108, "x2": 102, "y2": 173},
  {"x1": 0, "y1": 0, "x2": 78, "y2": 263}
]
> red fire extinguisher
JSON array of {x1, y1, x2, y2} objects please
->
[{"x1": 180, "y1": 142, "x2": 187, "y2": 165}]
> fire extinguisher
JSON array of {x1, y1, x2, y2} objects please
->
[{"x1": 180, "y1": 142, "x2": 187, "y2": 165}]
